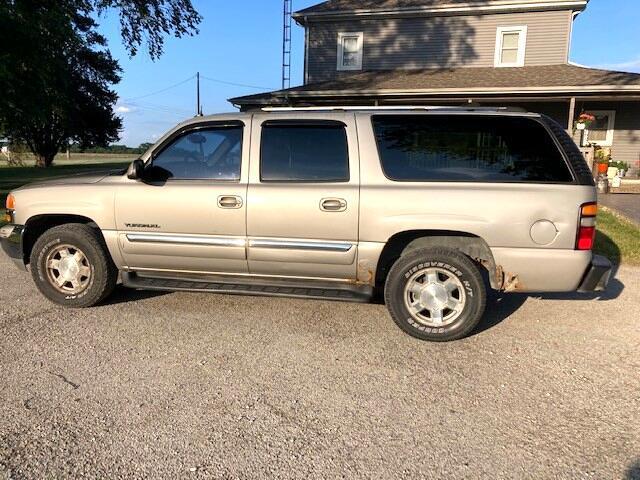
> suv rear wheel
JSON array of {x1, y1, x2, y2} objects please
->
[
  {"x1": 30, "y1": 224, "x2": 117, "y2": 308},
  {"x1": 384, "y1": 247, "x2": 486, "y2": 341}
]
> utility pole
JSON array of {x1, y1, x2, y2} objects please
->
[{"x1": 196, "y1": 72, "x2": 202, "y2": 116}]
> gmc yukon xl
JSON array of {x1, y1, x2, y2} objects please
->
[{"x1": 0, "y1": 107, "x2": 612, "y2": 341}]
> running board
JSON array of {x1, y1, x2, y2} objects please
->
[{"x1": 121, "y1": 272, "x2": 373, "y2": 303}]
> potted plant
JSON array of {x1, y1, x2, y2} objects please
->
[
  {"x1": 616, "y1": 161, "x2": 629, "y2": 177},
  {"x1": 595, "y1": 149, "x2": 610, "y2": 175},
  {"x1": 576, "y1": 112, "x2": 596, "y2": 131}
]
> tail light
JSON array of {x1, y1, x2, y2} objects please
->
[{"x1": 576, "y1": 202, "x2": 597, "y2": 250}]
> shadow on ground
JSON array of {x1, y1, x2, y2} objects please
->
[
  {"x1": 626, "y1": 459, "x2": 640, "y2": 480},
  {"x1": 472, "y1": 273, "x2": 624, "y2": 336},
  {"x1": 99, "y1": 266, "x2": 625, "y2": 337},
  {"x1": 102, "y1": 285, "x2": 168, "y2": 306},
  {"x1": 594, "y1": 230, "x2": 622, "y2": 269}
]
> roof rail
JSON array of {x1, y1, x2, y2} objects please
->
[{"x1": 261, "y1": 105, "x2": 529, "y2": 113}]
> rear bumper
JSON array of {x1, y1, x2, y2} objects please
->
[
  {"x1": 577, "y1": 255, "x2": 612, "y2": 292},
  {"x1": 0, "y1": 224, "x2": 26, "y2": 270}
]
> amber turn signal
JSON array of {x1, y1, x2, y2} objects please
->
[
  {"x1": 581, "y1": 203, "x2": 598, "y2": 217},
  {"x1": 6, "y1": 193, "x2": 15, "y2": 210}
]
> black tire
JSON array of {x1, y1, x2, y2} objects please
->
[
  {"x1": 384, "y1": 247, "x2": 486, "y2": 342},
  {"x1": 30, "y1": 224, "x2": 118, "y2": 308}
]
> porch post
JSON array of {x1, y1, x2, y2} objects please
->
[{"x1": 567, "y1": 96, "x2": 576, "y2": 134}]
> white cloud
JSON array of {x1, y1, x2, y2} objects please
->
[{"x1": 115, "y1": 104, "x2": 134, "y2": 114}]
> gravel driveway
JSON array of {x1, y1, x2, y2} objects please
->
[{"x1": 1, "y1": 255, "x2": 639, "y2": 479}]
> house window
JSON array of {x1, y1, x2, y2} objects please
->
[
  {"x1": 585, "y1": 110, "x2": 616, "y2": 146},
  {"x1": 337, "y1": 32, "x2": 363, "y2": 71},
  {"x1": 495, "y1": 26, "x2": 527, "y2": 67}
]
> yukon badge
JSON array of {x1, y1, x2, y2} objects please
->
[{"x1": 125, "y1": 223, "x2": 161, "y2": 229}]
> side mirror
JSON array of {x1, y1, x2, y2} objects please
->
[{"x1": 127, "y1": 159, "x2": 145, "y2": 180}]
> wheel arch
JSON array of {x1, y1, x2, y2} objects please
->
[
  {"x1": 22, "y1": 214, "x2": 106, "y2": 265},
  {"x1": 374, "y1": 230, "x2": 502, "y2": 290}
]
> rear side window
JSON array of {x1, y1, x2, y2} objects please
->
[
  {"x1": 372, "y1": 115, "x2": 573, "y2": 183},
  {"x1": 260, "y1": 122, "x2": 349, "y2": 182}
]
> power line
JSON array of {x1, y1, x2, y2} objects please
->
[
  {"x1": 200, "y1": 75, "x2": 275, "y2": 91},
  {"x1": 122, "y1": 75, "x2": 196, "y2": 101}
]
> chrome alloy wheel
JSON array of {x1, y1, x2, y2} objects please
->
[
  {"x1": 403, "y1": 267, "x2": 466, "y2": 327},
  {"x1": 45, "y1": 244, "x2": 92, "y2": 295}
]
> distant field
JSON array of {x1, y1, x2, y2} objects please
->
[{"x1": 1, "y1": 153, "x2": 138, "y2": 168}]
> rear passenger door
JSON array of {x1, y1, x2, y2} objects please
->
[{"x1": 246, "y1": 114, "x2": 360, "y2": 280}]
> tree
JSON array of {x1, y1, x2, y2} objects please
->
[
  {"x1": 0, "y1": 0, "x2": 201, "y2": 166},
  {"x1": 94, "y1": 0, "x2": 202, "y2": 60},
  {"x1": 1, "y1": 2, "x2": 121, "y2": 167}
]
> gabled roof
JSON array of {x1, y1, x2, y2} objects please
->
[
  {"x1": 294, "y1": 0, "x2": 588, "y2": 23},
  {"x1": 293, "y1": 0, "x2": 589, "y2": 21},
  {"x1": 230, "y1": 64, "x2": 640, "y2": 108}
]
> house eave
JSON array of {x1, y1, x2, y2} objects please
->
[
  {"x1": 231, "y1": 85, "x2": 640, "y2": 106},
  {"x1": 293, "y1": 0, "x2": 588, "y2": 24}
]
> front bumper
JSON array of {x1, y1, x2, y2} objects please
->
[
  {"x1": 0, "y1": 224, "x2": 26, "y2": 270},
  {"x1": 577, "y1": 255, "x2": 612, "y2": 292}
]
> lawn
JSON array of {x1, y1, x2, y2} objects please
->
[
  {"x1": 1, "y1": 163, "x2": 639, "y2": 267},
  {"x1": 595, "y1": 207, "x2": 640, "y2": 266}
]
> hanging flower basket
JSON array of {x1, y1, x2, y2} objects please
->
[{"x1": 576, "y1": 113, "x2": 596, "y2": 131}]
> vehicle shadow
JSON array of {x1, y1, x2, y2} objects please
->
[
  {"x1": 626, "y1": 458, "x2": 640, "y2": 480},
  {"x1": 472, "y1": 274, "x2": 625, "y2": 336},
  {"x1": 101, "y1": 285, "x2": 168, "y2": 306}
]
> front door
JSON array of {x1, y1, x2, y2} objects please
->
[
  {"x1": 246, "y1": 113, "x2": 360, "y2": 280},
  {"x1": 115, "y1": 121, "x2": 249, "y2": 274}
]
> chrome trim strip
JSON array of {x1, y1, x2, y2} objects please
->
[
  {"x1": 126, "y1": 233, "x2": 246, "y2": 248},
  {"x1": 129, "y1": 267, "x2": 352, "y2": 283},
  {"x1": 249, "y1": 238, "x2": 353, "y2": 252}
]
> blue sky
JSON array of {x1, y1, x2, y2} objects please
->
[{"x1": 97, "y1": 0, "x2": 640, "y2": 146}]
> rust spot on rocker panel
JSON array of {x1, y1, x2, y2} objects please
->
[{"x1": 356, "y1": 260, "x2": 375, "y2": 286}]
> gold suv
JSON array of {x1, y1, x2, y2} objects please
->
[{"x1": 0, "y1": 107, "x2": 612, "y2": 341}]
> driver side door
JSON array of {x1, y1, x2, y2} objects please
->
[{"x1": 114, "y1": 120, "x2": 249, "y2": 275}]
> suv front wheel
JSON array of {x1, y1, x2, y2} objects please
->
[
  {"x1": 30, "y1": 224, "x2": 118, "y2": 308},
  {"x1": 384, "y1": 247, "x2": 486, "y2": 341}
]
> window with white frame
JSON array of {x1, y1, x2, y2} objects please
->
[
  {"x1": 494, "y1": 26, "x2": 527, "y2": 67},
  {"x1": 585, "y1": 110, "x2": 616, "y2": 146},
  {"x1": 337, "y1": 32, "x2": 363, "y2": 71}
]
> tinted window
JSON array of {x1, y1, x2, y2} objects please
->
[
  {"x1": 372, "y1": 115, "x2": 573, "y2": 183},
  {"x1": 260, "y1": 123, "x2": 349, "y2": 182},
  {"x1": 147, "y1": 126, "x2": 242, "y2": 181}
]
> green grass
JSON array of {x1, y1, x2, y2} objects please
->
[{"x1": 595, "y1": 208, "x2": 640, "y2": 266}]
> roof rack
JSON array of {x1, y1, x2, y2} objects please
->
[{"x1": 261, "y1": 105, "x2": 529, "y2": 113}]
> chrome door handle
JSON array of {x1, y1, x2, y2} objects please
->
[
  {"x1": 320, "y1": 198, "x2": 347, "y2": 212},
  {"x1": 217, "y1": 196, "x2": 243, "y2": 209}
]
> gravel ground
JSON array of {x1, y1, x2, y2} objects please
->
[{"x1": 1, "y1": 255, "x2": 639, "y2": 479}]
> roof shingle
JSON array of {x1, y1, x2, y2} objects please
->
[
  {"x1": 230, "y1": 65, "x2": 640, "y2": 106},
  {"x1": 295, "y1": 0, "x2": 585, "y2": 16}
]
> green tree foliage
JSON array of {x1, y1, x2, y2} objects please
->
[
  {"x1": 0, "y1": 0, "x2": 201, "y2": 167},
  {"x1": 0, "y1": 1, "x2": 121, "y2": 167},
  {"x1": 94, "y1": 0, "x2": 202, "y2": 60}
]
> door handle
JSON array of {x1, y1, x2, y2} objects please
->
[
  {"x1": 320, "y1": 198, "x2": 347, "y2": 212},
  {"x1": 217, "y1": 196, "x2": 243, "y2": 209}
]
